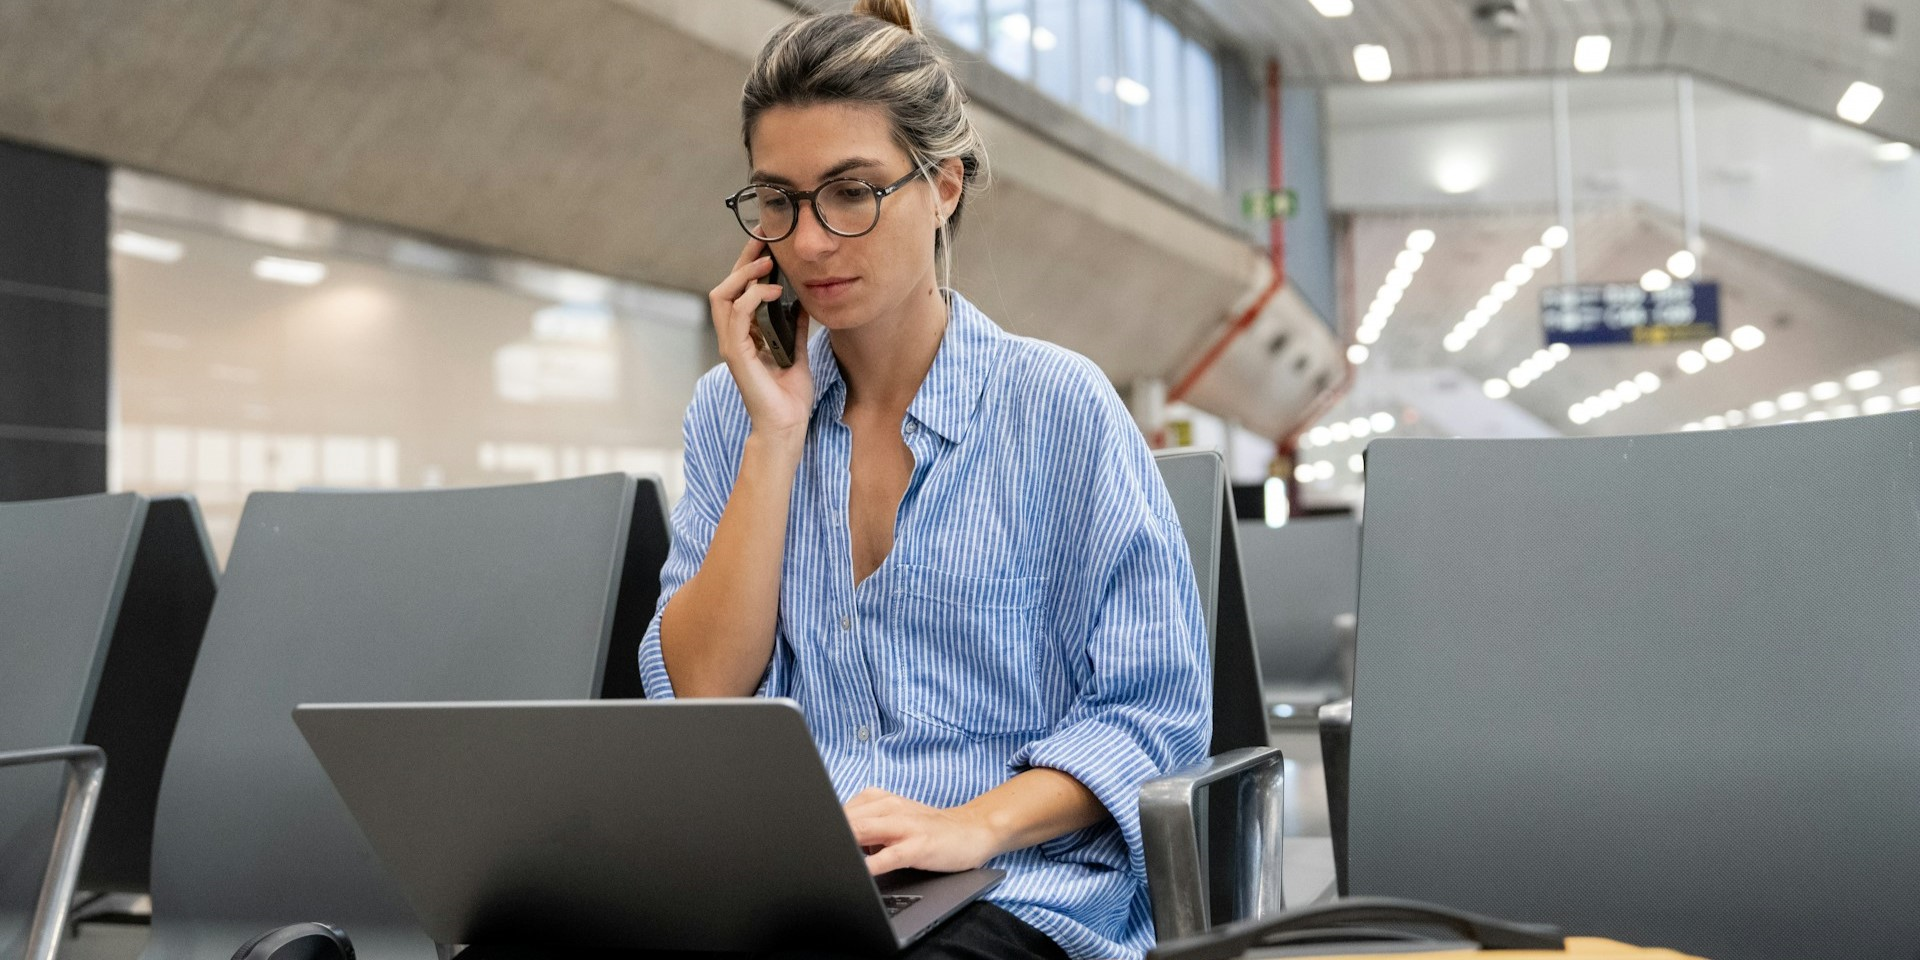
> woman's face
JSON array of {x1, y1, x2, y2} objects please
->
[{"x1": 746, "y1": 102, "x2": 962, "y2": 333}]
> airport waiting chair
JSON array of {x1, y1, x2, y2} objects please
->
[
  {"x1": 138, "y1": 475, "x2": 645, "y2": 960},
  {"x1": 0, "y1": 493, "x2": 139, "y2": 960},
  {"x1": 1336, "y1": 413, "x2": 1920, "y2": 959},
  {"x1": 1238, "y1": 516, "x2": 1359, "y2": 714},
  {"x1": 1139, "y1": 450, "x2": 1285, "y2": 943},
  {"x1": 599, "y1": 475, "x2": 672, "y2": 700}
]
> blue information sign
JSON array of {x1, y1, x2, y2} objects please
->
[{"x1": 1541, "y1": 281, "x2": 1721, "y2": 347}]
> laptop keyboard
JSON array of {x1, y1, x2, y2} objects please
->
[{"x1": 882, "y1": 895, "x2": 922, "y2": 917}]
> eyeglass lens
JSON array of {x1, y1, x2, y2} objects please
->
[{"x1": 734, "y1": 180, "x2": 881, "y2": 241}]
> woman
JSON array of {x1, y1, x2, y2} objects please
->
[{"x1": 638, "y1": 2, "x2": 1211, "y2": 957}]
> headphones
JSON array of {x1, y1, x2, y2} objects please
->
[{"x1": 230, "y1": 922, "x2": 355, "y2": 960}]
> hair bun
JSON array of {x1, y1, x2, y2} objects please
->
[{"x1": 851, "y1": 0, "x2": 919, "y2": 34}]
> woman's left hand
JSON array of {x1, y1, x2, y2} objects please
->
[{"x1": 844, "y1": 787, "x2": 1001, "y2": 875}]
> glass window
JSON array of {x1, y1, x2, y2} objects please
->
[
  {"x1": 1150, "y1": 15, "x2": 1185, "y2": 167},
  {"x1": 1033, "y1": 0, "x2": 1076, "y2": 105},
  {"x1": 927, "y1": 0, "x2": 983, "y2": 50},
  {"x1": 1183, "y1": 38, "x2": 1222, "y2": 186},
  {"x1": 1117, "y1": 0, "x2": 1152, "y2": 147},
  {"x1": 986, "y1": 0, "x2": 1033, "y2": 80},
  {"x1": 1078, "y1": 0, "x2": 1117, "y2": 129}
]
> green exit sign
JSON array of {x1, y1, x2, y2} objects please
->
[{"x1": 1243, "y1": 189, "x2": 1298, "y2": 221}]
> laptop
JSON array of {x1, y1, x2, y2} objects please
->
[{"x1": 292, "y1": 699, "x2": 1003, "y2": 956}]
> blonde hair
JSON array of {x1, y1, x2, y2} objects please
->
[{"x1": 741, "y1": 0, "x2": 990, "y2": 292}]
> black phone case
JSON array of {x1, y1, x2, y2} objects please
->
[{"x1": 755, "y1": 258, "x2": 801, "y2": 369}]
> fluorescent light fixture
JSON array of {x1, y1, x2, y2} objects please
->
[
  {"x1": 1667, "y1": 250, "x2": 1698, "y2": 279},
  {"x1": 1371, "y1": 412, "x2": 1396, "y2": 432},
  {"x1": 1574, "y1": 35, "x2": 1612, "y2": 74},
  {"x1": 1677, "y1": 350, "x2": 1707, "y2": 374},
  {"x1": 1309, "y1": 0, "x2": 1355, "y2": 16},
  {"x1": 112, "y1": 230, "x2": 185, "y2": 264},
  {"x1": 1617, "y1": 382, "x2": 1643, "y2": 403},
  {"x1": 1702, "y1": 337, "x2": 1735, "y2": 363},
  {"x1": 1549, "y1": 343, "x2": 1571, "y2": 361},
  {"x1": 1477, "y1": 295, "x2": 1503, "y2": 314},
  {"x1": 1443, "y1": 337, "x2": 1466, "y2": 353},
  {"x1": 1406, "y1": 229, "x2": 1437, "y2": 252},
  {"x1": 1386, "y1": 269, "x2": 1414, "y2": 290},
  {"x1": 1750, "y1": 400, "x2": 1778, "y2": 419},
  {"x1": 1032, "y1": 26, "x2": 1058, "y2": 51},
  {"x1": 1640, "y1": 269, "x2": 1673, "y2": 293},
  {"x1": 1846, "y1": 369, "x2": 1883, "y2": 391},
  {"x1": 1309, "y1": 426, "x2": 1332, "y2": 446},
  {"x1": 1356, "y1": 326, "x2": 1381, "y2": 345},
  {"x1": 1523, "y1": 245, "x2": 1554, "y2": 269},
  {"x1": 1347, "y1": 344, "x2": 1370, "y2": 365},
  {"x1": 1542, "y1": 225, "x2": 1570, "y2": 249},
  {"x1": 1875, "y1": 141, "x2": 1914, "y2": 163},
  {"x1": 1492, "y1": 281, "x2": 1518, "y2": 302},
  {"x1": 1376, "y1": 286, "x2": 1404, "y2": 306},
  {"x1": 1114, "y1": 77, "x2": 1151, "y2": 105},
  {"x1": 1396, "y1": 250, "x2": 1425, "y2": 272},
  {"x1": 252, "y1": 256, "x2": 327, "y2": 286},
  {"x1": 1507, "y1": 264, "x2": 1536, "y2": 286},
  {"x1": 1635, "y1": 372, "x2": 1662, "y2": 393},
  {"x1": 1837, "y1": 81, "x2": 1885, "y2": 125},
  {"x1": 1863, "y1": 395, "x2": 1895, "y2": 415},
  {"x1": 1810, "y1": 381, "x2": 1842, "y2": 402},
  {"x1": 1570, "y1": 406, "x2": 1591, "y2": 425},
  {"x1": 1730, "y1": 325, "x2": 1766, "y2": 351},
  {"x1": 1533, "y1": 348, "x2": 1554, "y2": 365},
  {"x1": 1330, "y1": 422, "x2": 1352, "y2": 442},
  {"x1": 1354, "y1": 44, "x2": 1392, "y2": 83},
  {"x1": 1779, "y1": 391, "x2": 1809, "y2": 412},
  {"x1": 1349, "y1": 417, "x2": 1372, "y2": 437}
]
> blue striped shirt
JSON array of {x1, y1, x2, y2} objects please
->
[{"x1": 639, "y1": 290, "x2": 1212, "y2": 959}]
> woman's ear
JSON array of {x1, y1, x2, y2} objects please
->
[{"x1": 936, "y1": 156, "x2": 965, "y2": 221}]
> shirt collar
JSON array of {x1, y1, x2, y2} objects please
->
[{"x1": 809, "y1": 289, "x2": 1000, "y2": 444}]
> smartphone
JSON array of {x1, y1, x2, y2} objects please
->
[{"x1": 754, "y1": 255, "x2": 801, "y2": 369}]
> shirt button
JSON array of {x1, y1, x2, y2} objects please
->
[
  {"x1": 903, "y1": 421, "x2": 918, "y2": 436},
  {"x1": 840, "y1": 615, "x2": 852, "y2": 631},
  {"x1": 857, "y1": 725, "x2": 871, "y2": 742}
]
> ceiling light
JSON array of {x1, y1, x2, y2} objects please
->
[
  {"x1": 1507, "y1": 264, "x2": 1536, "y2": 286},
  {"x1": 1730, "y1": 325, "x2": 1766, "y2": 351},
  {"x1": 1032, "y1": 26, "x2": 1058, "y2": 50},
  {"x1": 1542, "y1": 225, "x2": 1570, "y2": 249},
  {"x1": 1309, "y1": 426, "x2": 1332, "y2": 446},
  {"x1": 1316, "y1": 460, "x2": 1337, "y2": 481},
  {"x1": 1396, "y1": 250, "x2": 1425, "y2": 272},
  {"x1": 1640, "y1": 269, "x2": 1673, "y2": 293},
  {"x1": 1377, "y1": 286, "x2": 1404, "y2": 305},
  {"x1": 1846, "y1": 369, "x2": 1883, "y2": 391},
  {"x1": 1406, "y1": 229, "x2": 1437, "y2": 252},
  {"x1": 1834, "y1": 403, "x2": 1860, "y2": 419},
  {"x1": 1837, "y1": 81, "x2": 1885, "y2": 125},
  {"x1": 1677, "y1": 350, "x2": 1707, "y2": 374},
  {"x1": 1635, "y1": 372, "x2": 1661, "y2": 393},
  {"x1": 252, "y1": 256, "x2": 327, "y2": 286},
  {"x1": 1682, "y1": 422, "x2": 1703, "y2": 432},
  {"x1": 1295, "y1": 463, "x2": 1315, "y2": 483},
  {"x1": 1702, "y1": 338, "x2": 1734, "y2": 363},
  {"x1": 1750, "y1": 400, "x2": 1778, "y2": 419},
  {"x1": 1523, "y1": 245, "x2": 1554, "y2": 269},
  {"x1": 1667, "y1": 250, "x2": 1698, "y2": 279},
  {"x1": 1617, "y1": 382, "x2": 1643, "y2": 403},
  {"x1": 1492, "y1": 281, "x2": 1518, "y2": 301},
  {"x1": 1601, "y1": 391, "x2": 1624, "y2": 411},
  {"x1": 1570, "y1": 408, "x2": 1591, "y2": 425},
  {"x1": 1356, "y1": 326, "x2": 1381, "y2": 345},
  {"x1": 1901, "y1": 386, "x2": 1920, "y2": 405},
  {"x1": 1477, "y1": 295, "x2": 1503, "y2": 314},
  {"x1": 1308, "y1": 0, "x2": 1355, "y2": 16},
  {"x1": 111, "y1": 230, "x2": 185, "y2": 264},
  {"x1": 1724, "y1": 409, "x2": 1746, "y2": 426},
  {"x1": 1386, "y1": 269, "x2": 1414, "y2": 290},
  {"x1": 1574, "y1": 35, "x2": 1613, "y2": 74},
  {"x1": 1443, "y1": 336, "x2": 1466, "y2": 353},
  {"x1": 1349, "y1": 454, "x2": 1366, "y2": 473},
  {"x1": 1508, "y1": 373, "x2": 1529, "y2": 389},
  {"x1": 1485, "y1": 379, "x2": 1512, "y2": 399},
  {"x1": 1533, "y1": 348, "x2": 1554, "y2": 365},
  {"x1": 1703, "y1": 415, "x2": 1727, "y2": 430},
  {"x1": 1115, "y1": 77, "x2": 1151, "y2": 106},
  {"x1": 1863, "y1": 395, "x2": 1895, "y2": 415},
  {"x1": 1875, "y1": 142, "x2": 1914, "y2": 163},
  {"x1": 1434, "y1": 154, "x2": 1488, "y2": 194},
  {"x1": 1549, "y1": 343, "x2": 1571, "y2": 361},
  {"x1": 1347, "y1": 344, "x2": 1370, "y2": 365},
  {"x1": 1779, "y1": 391, "x2": 1809, "y2": 411},
  {"x1": 1804, "y1": 411, "x2": 1830, "y2": 421},
  {"x1": 1354, "y1": 44, "x2": 1393, "y2": 83},
  {"x1": 1330, "y1": 422, "x2": 1353, "y2": 442},
  {"x1": 1465, "y1": 309, "x2": 1491, "y2": 328},
  {"x1": 1349, "y1": 417, "x2": 1372, "y2": 437},
  {"x1": 1371, "y1": 412, "x2": 1396, "y2": 432},
  {"x1": 1810, "y1": 381, "x2": 1843, "y2": 402}
]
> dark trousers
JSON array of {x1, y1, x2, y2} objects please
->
[{"x1": 899, "y1": 902, "x2": 1070, "y2": 960}]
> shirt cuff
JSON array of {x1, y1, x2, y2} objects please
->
[{"x1": 1008, "y1": 717, "x2": 1159, "y2": 875}]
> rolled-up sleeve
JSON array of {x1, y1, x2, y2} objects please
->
[{"x1": 1008, "y1": 499, "x2": 1212, "y2": 877}]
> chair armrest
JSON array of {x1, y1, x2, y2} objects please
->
[
  {"x1": 1140, "y1": 746, "x2": 1286, "y2": 943},
  {"x1": 0, "y1": 745, "x2": 107, "y2": 960},
  {"x1": 1318, "y1": 699, "x2": 1351, "y2": 897}
]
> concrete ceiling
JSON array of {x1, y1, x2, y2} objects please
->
[
  {"x1": 1190, "y1": 0, "x2": 1920, "y2": 146},
  {"x1": 0, "y1": 0, "x2": 1334, "y2": 432}
]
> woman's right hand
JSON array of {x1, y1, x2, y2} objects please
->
[{"x1": 709, "y1": 238, "x2": 816, "y2": 444}]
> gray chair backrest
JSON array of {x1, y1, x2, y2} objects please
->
[
  {"x1": 1238, "y1": 516, "x2": 1358, "y2": 707},
  {"x1": 0, "y1": 493, "x2": 145, "y2": 956},
  {"x1": 601, "y1": 476, "x2": 671, "y2": 700},
  {"x1": 79, "y1": 496, "x2": 219, "y2": 895},
  {"x1": 142, "y1": 474, "x2": 639, "y2": 960},
  {"x1": 1350, "y1": 413, "x2": 1920, "y2": 960},
  {"x1": 1152, "y1": 450, "x2": 1268, "y2": 754}
]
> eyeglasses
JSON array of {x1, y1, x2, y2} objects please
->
[{"x1": 725, "y1": 161, "x2": 935, "y2": 243}]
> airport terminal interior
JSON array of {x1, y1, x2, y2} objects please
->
[{"x1": 3, "y1": 0, "x2": 1918, "y2": 958}]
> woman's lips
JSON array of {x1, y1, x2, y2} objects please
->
[{"x1": 806, "y1": 277, "x2": 858, "y2": 301}]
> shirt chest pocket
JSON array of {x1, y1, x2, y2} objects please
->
[{"x1": 886, "y1": 564, "x2": 1056, "y2": 740}]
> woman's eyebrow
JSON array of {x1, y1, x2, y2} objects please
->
[{"x1": 750, "y1": 156, "x2": 889, "y2": 186}]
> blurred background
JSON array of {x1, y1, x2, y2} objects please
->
[{"x1": 2, "y1": 0, "x2": 1915, "y2": 557}]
